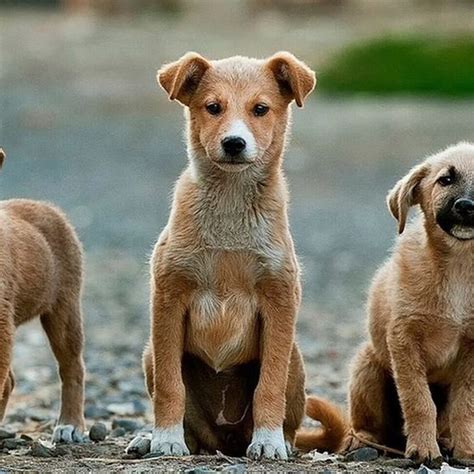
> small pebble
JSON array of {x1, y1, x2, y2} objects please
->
[
  {"x1": 29, "y1": 440, "x2": 54, "y2": 458},
  {"x1": 222, "y1": 465, "x2": 246, "y2": 474},
  {"x1": 89, "y1": 422, "x2": 107, "y2": 442},
  {"x1": 185, "y1": 468, "x2": 217, "y2": 474},
  {"x1": 112, "y1": 419, "x2": 140, "y2": 432},
  {"x1": 85, "y1": 405, "x2": 110, "y2": 419},
  {"x1": 107, "y1": 400, "x2": 146, "y2": 416},
  {"x1": 110, "y1": 427, "x2": 126, "y2": 438},
  {"x1": 345, "y1": 447, "x2": 379, "y2": 462},
  {"x1": 1, "y1": 438, "x2": 28, "y2": 450},
  {"x1": 0, "y1": 429, "x2": 16, "y2": 440}
]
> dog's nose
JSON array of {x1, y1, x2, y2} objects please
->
[
  {"x1": 222, "y1": 136, "x2": 246, "y2": 157},
  {"x1": 454, "y1": 198, "x2": 474, "y2": 214}
]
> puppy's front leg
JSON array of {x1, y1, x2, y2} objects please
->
[
  {"x1": 449, "y1": 340, "x2": 474, "y2": 460},
  {"x1": 149, "y1": 275, "x2": 191, "y2": 456},
  {"x1": 388, "y1": 318, "x2": 442, "y2": 464},
  {"x1": 247, "y1": 278, "x2": 297, "y2": 460}
]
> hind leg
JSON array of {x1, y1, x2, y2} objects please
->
[
  {"x1": 41, "y1": 297, "x2": 85, "y2": 443},
  {"x1": 283, "y1": 344, "x2": 306, "y2": 455},
  {"x1": 0, "y1": 301, "x2": 14, "y2": 422},
  {"x1": 343, "y1": 343, "x2": 391, "y2": 452}
]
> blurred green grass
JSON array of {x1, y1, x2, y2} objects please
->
[{"x1": 319, "y1": 36, "x2": 474, "y2": 97}]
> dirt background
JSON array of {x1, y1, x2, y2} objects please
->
[{"x1": 1, "y1": 1, "x2": 474, "y2": 472}]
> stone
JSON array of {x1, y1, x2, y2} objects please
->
[
  {"x1": 110, "y1": 427, "x2": 126, "y2": 438},
  {"x1": 222, "y1": 465, "x2": 246, "y2": 474},
  {"x1": 1, "y1": 438, "x2": 28, "y2": 450},
  {"x1": 0, "y1": 429, "x2": 16, "y2": 440},
  {"x1": 89, "y1": 422, "x2": 107, "y2": 442},
  {"x1": 344, "y1": 447, "x2": 379, "y2": 462},
  {"x1": 111, "y1": 419, "x2": 140, "y2": 432},
  {"x1": 84, "y1": 405, "x2": 110, "y2": 419},
  {"x1": 29, "y1": 440, "x2": 55, "y2": 458}
]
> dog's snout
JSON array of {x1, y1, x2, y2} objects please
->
[
  {"x1": 222, "y1": 136, "x2": 246, "y2": 157},
  {"x1": 454, "y1": 198, "x2": 474, "y2": 215}
]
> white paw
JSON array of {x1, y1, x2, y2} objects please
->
[
  {"x1": 150, "y1": 424, "x2": 190, "y2": 456},
  {"x1": 52, "y1": 424, "x2": 84, "y2": 444},
  {"x1": 126, "y1": 432, "x2": 152, "y2": 456},
  {"x1": 246, "y1": 427, "x2": 289, "y2": 460}
]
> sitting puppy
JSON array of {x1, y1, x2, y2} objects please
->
[
  {"x1": 0, "y1": 149, "x2": 86, "y2": 442},
  {"x1": 343, "y1": 142, "x2": 474, "y2": 462},
  {"x1": 127, "y1": 52, "x2": 316, "y2": 460}
]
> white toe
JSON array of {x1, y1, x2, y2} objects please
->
[{"x1": 52, "y1": 424, "x2": 84, "y2": 444}]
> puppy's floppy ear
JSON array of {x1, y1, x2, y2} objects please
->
[
  {"x1": 157, "y1": 52, "x2": 211, "y2": 106},
  {"x1": 387, "y1": 163, "x2": 429, "y2": 234},
  {"x1": 266, "y1": 52, "x2": 316, "y2": 107},
  {"x1": 0, "y1": 148, "x2": 5, "y2": 169}
]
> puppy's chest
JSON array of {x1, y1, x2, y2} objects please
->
[
  {"x1": 184, "y1": 252, "x2": 261, "y2": 371},
  {"x1": 441, "y1": 262, "x2": 474, "y2": 333}
]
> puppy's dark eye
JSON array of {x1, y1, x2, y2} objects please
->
[
  {"x1": 253, "y1": 104, "x2": 269, "y2": 117},
  {"x1": 437, "y1": 175, "x2": 454, "y2": 186},
  {"x1": 206, "y1": 103, "x2": 222, "y2": 115}
]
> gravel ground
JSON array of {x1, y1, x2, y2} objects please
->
[{"x1": 1, "y1": 5, "x2": 474, "y2": 472}]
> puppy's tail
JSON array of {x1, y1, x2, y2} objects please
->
[{"x1": 295, "y1": 396, "x2": 347, "y2": 453}]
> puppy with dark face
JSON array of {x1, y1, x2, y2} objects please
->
[
  {"x1": 126, "y1": 52, "x2": 316, "y2": 460},
  {"x1": 296, "y1": 143, "x2": 474, "y2": 464}
]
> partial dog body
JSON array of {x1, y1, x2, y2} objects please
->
[
  {"x1": 0, "y1": 164, "x2": 85, "y2": 443},
  {"x1": 127, "y1": 52, "x2": 316, "y2": 459},
  {"x1": 298, "y1": 143, "x2": 474, "y2": 463}
]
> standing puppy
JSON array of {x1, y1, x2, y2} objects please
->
[
  {"x1": 0, "y1": 150, "x2": 86, "y2": 442},
  {"x1": 127, "y1": 52, "x2": 316, "y2": 459}
]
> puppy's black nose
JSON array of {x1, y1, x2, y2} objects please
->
[
  {"x1": 222, "y1": 136, "x2": 246, "y2": 157},
  {"x1": 454, "y1": 198, "x2": 474, "y2": 214}
]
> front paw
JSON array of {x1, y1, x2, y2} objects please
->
[
  {"x1": 405, "y1": 436, "x2": 442, "y2": 466},
  {"x1": 247, "y1": 427, "x2": 289, "y2": 460},
  {"x1": 149, "y1": 425, "x2": 190, "y2": 457},
  {"x1": 52, "y1": 424, "x2": 84, "y2": 443}
]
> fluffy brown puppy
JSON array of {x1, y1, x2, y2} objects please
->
[
  {"x1": 126, "y1": 52, "x2": 316, "y2": 460},
  {"x1": 295, "y1": 142, "x2": 474, "y2": 464},
  {"x1": 0, "y1": 150, "x2": 86, "y2": 443}
]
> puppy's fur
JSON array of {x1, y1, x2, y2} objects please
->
[
  {"x1": 0, "y1": 150, "x2": 85, "y2": 442},
  {"x1": 127, "y1": 52, "x2": 316, "y2": 460},
  {"x1": 297, "y1": 143, "x2": 474, "y2": 463}
]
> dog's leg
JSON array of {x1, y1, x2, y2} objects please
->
[
  {"x1": 0, "y1": 370, "x2": 15, "y2": 422},
  {"x1": 0, "y1": 301, "x2": 14, "y2": 422},
  {"x1": 128, "y1": 277, "x2": 190, "y2": 457},
  {"x1": 388, "y1": 320, "x2": 442, "y2": 464},
  {"x1": 247, "y1": 279, "x2": 297, "y2": 460},
  {"x1": 448, "y1": 340, "x2": 474, "y2": 459},
  {"x1": 40, "y1": 297, "x2": 85, "y2": 443},
  {"x1": 282, "y1": 344, "x2": 306, "y2": 455},
  {"x1": 342, "y1": 343, "x2": 388, "y2": 452}
]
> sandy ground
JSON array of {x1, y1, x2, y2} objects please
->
[{"x1": 1, "y1": 4, "x2": 474, "y2": 472}]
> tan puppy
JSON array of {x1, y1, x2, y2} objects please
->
[
  {"x1": 298, "y1": 143, "x2": 474, "y2": 463},
  {"x1": 126, "y1": 52, "x2": 316, "y2": 459},
  {"x1": 0, "y1": 149, "x2": 86, "y2": 442}
]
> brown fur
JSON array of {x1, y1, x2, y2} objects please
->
[
  {"x1": 0, "y1": 152, "x2": 85, "y2": 441},
  {"x1": 131, "y1": 52, "x2": 316, "y2": 459},
  {"x1": 295, "y1": 396, "x2": 347, "y2": 453},
  {"x1": 295, "y1": 143, "x2": 474, "y2": 463}
]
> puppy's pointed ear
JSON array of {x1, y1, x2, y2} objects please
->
[
  {"x1": 0, "y1": 148, "x2": 5, "y2": 169},
  {"x1": 266, "y1": 52, "x2": 316, "y2": 107},
  {"x1": 387, "y1": 163, "x2": 428, "y2": 234},
  {"x1": 157, "y1": 52, "x2": 211, "y2": 106}
]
